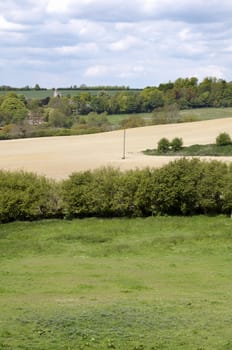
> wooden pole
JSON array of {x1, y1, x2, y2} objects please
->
[{"x1": 122, "y1": 129, "x2": 126, "y2": 159}]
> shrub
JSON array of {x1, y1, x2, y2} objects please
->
[
  {"x1": 197, "y1": 160, "x2": 228, "y2": 214},
  {"x1": 0, "y1": 170, "x2": 62, "y2": 223},
  {"x1": 216, "y1": 132, "x2": 231, "y2": 146},
  {"x1": 170, "y1": 137, "x2": 183, "y2": 151},
  {"x1": 157, "y1": 137, "x2": 170, "y2": 153},
  {"x1": 150, "y1": 158, "x2": 203, "y2": 215},
  {"x1": 62, "y1": 167, "x2": 153, "y2": 218},
  {"x1": 62, "y1": 167, "x2": 121, "y2": 218}
]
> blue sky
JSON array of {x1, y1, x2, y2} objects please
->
[{"x1": 1, "y1": 0, "x2": 232, "y2": 88}]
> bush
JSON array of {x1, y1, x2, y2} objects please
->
[
  {"x1": 0, "y1": 171, "x2": 62, "y2": 223},
  {"x1": 1, "y1": 159, "x2": 232, "y2": 222},
  {"x1": 170, "y1": 137, "x2": 183, "y2": 151},
  {"x1": 62, "y1": 167, "x2": 153, "y2": 218},
  {"x1": 216, "y1": 132, "x2": 231, "y2": 146},
  {"x1": 197, "y1": 160, "x2": 228, "y2": 214},
  {"x1": 157, "y1": 137, "x2": 170, "y2": 153},
  {"x1": 150, "y1": 158, "x2": 203, "y2": 215}
]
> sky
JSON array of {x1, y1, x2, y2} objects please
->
[{"x1": 1, "y1": 0, "x2": 232, "y2": 88}]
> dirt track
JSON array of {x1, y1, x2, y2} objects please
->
[{"x1": 1, "y1": 118, "x2": 232, "y2": 179}]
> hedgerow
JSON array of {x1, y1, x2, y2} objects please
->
[
  {"x1": 1, "y1": 158, "x2": 232, "y2": 223},
  {"x1": 0, "y1": 170, "x2": 62, "y2": 222}
]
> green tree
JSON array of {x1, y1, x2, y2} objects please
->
[
  {"x1": 157, "y1": 138, "x2": 170, "y2": 153},
  {"x1": 48, "y1": 97, "x2": 72, "y2": 116},
  {"x1": 171, "y1": 137, "x2": 183, "y2": 151},
  {"x1": 48, "y1": 109, "x2": 72, "y2": 128},
  {"x1": 140, "y1": 87, "x2": 164, "y2": 112},
  {"x1": 216, "y1": 132, "x2": 231, "y2": 146},
  {"x1": 0, "y1": 96, "x2": 28, "y2": 124}
]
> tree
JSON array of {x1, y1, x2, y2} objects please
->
[
  {"x1": 157, "y1": 138, "x2": 170, "y2": 153},
  {"x1": 152, "y1": 104, "x2": 180, "y2": 125},
  {"x1": 48, "y1": 109, "x2": 72, "y2": 128},
  {"x1": 216, "y1": 132, "x2": 231, "y2": 146},
  {"x1": 171, "y1": 137, "x2": 183, "y2": 151},
  {"x1": 34, "y1": 84, "x2": 41, "y2": 90},
  {"x1": 0, "y1": 96, "x2": 28, "y2": 124},
  {"x1": 140, "y1": 87, "x2": 164, "y2": 112}
]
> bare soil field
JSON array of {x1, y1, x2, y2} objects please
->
[{"x1": 1, "y1": 118, "x2": 232, "y2": 179}]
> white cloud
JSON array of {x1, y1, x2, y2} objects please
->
[
  {"x1": 109, "y1": 36, "x2": 141, "y2": 52},
  {"x1": 1, "y1": 0, "x2": 232, "y2": 87},
  {"x1": 0, "y1": 15, "x2": 26, "y2": 31},
  {"x1": 55, "y1": 42, "x2": 98, "y2": 56},
  {"x1": 84, "y1": 65, "x2": 108, "y2": 77},
  {"x1": 194, "y1": 65, "x2": 226, "y2": 80}
]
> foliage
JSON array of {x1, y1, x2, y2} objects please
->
[
  {"x1": 0, "y1": 96, "x2": 28, "y2": 124},
  {"x1": 0, "y1": 171, "x2": 62, "y2": 222},
  {"x1": 170, "y1": 137, "x2": 183, "y2": 151},
  {"x1": 1, "y1": 158, "x2": 232, "y2": 222},
  {"x1": 144, "y1": 136, "x2": 232, "y2": 156},
  {"x1": 48, "y1": 109, "x2": 72, "y2": 128},
  {"x1": 150, "y1": 158, "x2": 203, "y2": 215},
  {"x1": 216, "y1": 132, "x2": 231, "y2": 146},
  {"x1": 120, "y1": 115, "x2": 145, "y2": 129},
  {"x1": 2, "y1": 77, "x2": 232, "y2": 139},
  {"x1": 157, "y1": 137, "x2": 170, "y2": 153},
  {"x1": 152, "y1": 104, "x2": 181, "y2": 125},
  {"x1": 197, "y1": 160, "x2": 228, "y2": 214}
]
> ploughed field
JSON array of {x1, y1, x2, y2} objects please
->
[{"x1": 1, "y1": 118, "x2": 232, "y2": 179}]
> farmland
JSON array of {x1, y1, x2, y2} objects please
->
[
  {"x1": 1, "y1": 216, "x2": 232, "y2": 349},
  {"x1": 0, "y1": 89, "x2": 141, "y2": 99},
  {"x1": 1, "y1": 117, "x2": 232, "y2": 179}
]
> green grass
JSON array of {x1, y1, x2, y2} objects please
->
[
  {"x1": 108, "y1": 108, "x2": 232, "y2": 127},
  {"x1": 1, "y1": 216, "x2": 232, "y2": 349},
  {"x1": 179, "y1": 107, "x2": 232, "y2": 121},
  {"x1": 107, "y1": 112, "x2": 151, "y2": 125},
  {"x1": 144, "y1": 143, "x2": 232, "y2": 156}
]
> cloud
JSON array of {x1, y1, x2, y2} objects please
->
[
  {"x1": 84, "y1": 65, "x2": 108, "y2": 78},
  {"x1": 1, "y1": 0, "x2": 232, "y2": 87},
  {"x1": 0, "y1": 15, "x2": 26, "y2": 31},
  {"x1": 55, "y1": 42, "x2": 99, "y2": 56},
  {"x1": 109, "y1": 36, "x2": 142, "y2": 52}
]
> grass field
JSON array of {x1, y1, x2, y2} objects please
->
[
  {"x1": 180, "y1": 107, "x2": 232, "y2": 121},
  {"x1": 144, "y1": 143, "x2": 232, "y2": 156},
  {"x1": 107, "y1": 108, "x2": 232, "y2": 127},
  {"x1": 1, "y1": 216, "x2": 232, "y2": 349}
]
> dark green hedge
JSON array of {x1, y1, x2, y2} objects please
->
[{"x1": 1, "y1": 158, "x2": 232, "y2": 223}]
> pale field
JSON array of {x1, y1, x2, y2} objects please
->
[{"x1": 1, "y1": 118, "x2": 232, "y2": 179}]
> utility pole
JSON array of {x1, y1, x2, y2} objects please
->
[{"x1": 122, "y1": 129, "x2": 126, "y2": 159}]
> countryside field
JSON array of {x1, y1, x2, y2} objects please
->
[
  {"x1": 1, "y1": 114, "x2": 232, "y2": 349},
  {"x1": 1, "y1": 216, "x2": 232, "y2": 349},
  {"x1": 1, "y1": 117, "x2": 232, "y2": 179}
]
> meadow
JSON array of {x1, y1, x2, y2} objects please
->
[{"x1": 1, "y1": 216, "x2": 232, "y2": 349}]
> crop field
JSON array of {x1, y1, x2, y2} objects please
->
[
  {"x1": 1, "y1": 117, "x2": 232, "y2": 179},
  {"x1": 1, "y1": 216, "x2": 232, "y2": 349},
  {"x1": 0, "y1": 89, "x2": 141, "y2": 99}
]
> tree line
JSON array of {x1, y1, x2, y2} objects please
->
[
  {"x1": 1, "y1": 158, "x2": 232, "y2": 223},
  {"x1": 1, "y1": 76, "x2": 232, "y2": 139}
]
